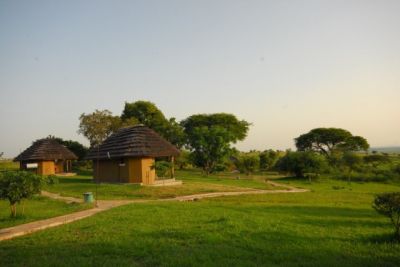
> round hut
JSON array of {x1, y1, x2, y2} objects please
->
[
  {"x1": 14, "y1": 138, "x2": 78, "y2": 175},
  {"x1": 85, "y1": 125, "x2": 180, "y2": 185}
]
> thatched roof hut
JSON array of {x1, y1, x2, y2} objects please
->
[
  {"x1": 15, "y1": 138, "x2": 77, "y2": 175},
  {"x1": 86, "y1": 125, "x2": 180, "y2": 184},
  {"x1": 86, "y1": 125, "x2": 180, "y2": 159}
]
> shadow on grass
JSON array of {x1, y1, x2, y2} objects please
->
[
  {"x1": 1, "y1": 225, "x2": 399, "y2": 267},
  {"x1": 57, "y1": 177, "x2": 94, "y2": 184},
  {"x1": 366, "y1": 232, "x2": 400, "y2": 244}
]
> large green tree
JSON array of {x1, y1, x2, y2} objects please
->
[
  {"x1": 78, "y1": 109, "x2": 122, "y2": 147},
  {"x1": 121, "y1": 101, "x2": 185, "y2": 147},
  {"x1": 181, "y1": 113, "x2": 250, "y2": 175},
  {"x1": 295, "y1": 128, "x2": 369, "y2": 156}
]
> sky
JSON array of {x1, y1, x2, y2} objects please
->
[{"x1": 0, "y1": 0, "x2": 399, "y2": 158}]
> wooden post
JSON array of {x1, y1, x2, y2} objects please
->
[{"x1": 170, "y1": 156, "x2": 175, "y2": 179}]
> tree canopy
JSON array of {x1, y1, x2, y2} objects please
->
[
  {"x1": 121, "y1": 101, "x2": 185, "y2": 147},
  {"x1": 0, "y1": 171, "x2": 43, "y2": 217},
  {"x1": 295, "y1": 128, "x2": 369, "y2": 156},
  {"x1": 121, "y1": 101, "x2": 168, "y2": 133},
  {"x1": 181, "y1": 113, "x2": 250, "y2": 174},
  {"x1": 234, "y1": 152, "x2": 260, "y2": 176},
  {"x1": 373, "y1": 192, "x2": 400, "y2": 240},
  {"x1": 276, "y1": 151, "x2": 328, "y2": 178},
  {"x1": 78, "y1": 110, "x2": 122, "y2": 147},
  {"x1": 52, "y1": 137, "x2": 88, "y2": 160}
]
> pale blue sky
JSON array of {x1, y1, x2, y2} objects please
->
[{"x1": 1, "y1": 0, "x2": 399, "y2": 157}]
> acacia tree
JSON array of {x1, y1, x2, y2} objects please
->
[
  {"x1": 181, "y1": 113, "x2": 250, "y2": 175},
  {"x1": 0, "y1": 171, "x2": 43, "y2": 217},
  {"x1": 295, "y1": 128, "x2": 369, "y2": 157}
]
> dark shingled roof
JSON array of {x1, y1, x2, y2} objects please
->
[
  {"x1": 14, "y1": 139, "x2": 78, "y2": 161},
  {"x1": 85, "y1": 125, "x2": 180, "y2": 160}
]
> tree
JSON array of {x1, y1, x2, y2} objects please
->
[
  {"x1": 175, "y1": 150, "x2": 191, "y2": 170},
  {"x1": 78, "y1": 109, "x2": 122, "y2": 147},
  {"x1": 188, "y1": 126, "x2": 233, "y2": 175},
  {"x1": 0, "y1": 171, "x2": 43, "y2": 217},
  {"x1": 234, "y1": 153, "x2": 260, "y2": 176},
  {"x1": 295, "y1": 128, "x2": 369, "y2": 157},
  {"x1": 52, "y1": 137, "x2": 89, "y2": 160},
  {"x1": 363, "y1": 154, "x2": 391, "y2": 167},
  {"x1": 121, "y1": 101, "x2": 185, "y2": 147},
  {"x1": 259, "y1": 150, "x2": 279, "y2": 170},
  {"x1": 0, "y1": 152, "x2": 3, "y2": 159},
  {"x1": 340, "y1": 152, "x2": 362, "y2": 183},
  {"x1": 181, "y1": 113, "x2": 250, "y2": 175},
  {"x1": 373, "y1": 192, "x2": 400, "y2": 240},
  {"x1": 276, "y1": 151, "x2": 327, "y2": 180}
]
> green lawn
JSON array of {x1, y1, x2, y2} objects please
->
[
  {"x1": 43, "y1": 170, "x2": 279, "y2": 200},
  {"x1": 0, "y1": 196, "x2": 91, "y2": 229},
  {"x1": 1, "y1": 177, "x2": 399, "y2": 266}
]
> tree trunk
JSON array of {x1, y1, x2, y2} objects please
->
[
  {"x1": 347, "y1": 170, "x2": 352, "y2": 184},
  {"x1": 21, "y1": 200, "x2": 25, "y2": 216},
  {"x1": 10, "y1": 203, "x2": 17, "y2": 217}
]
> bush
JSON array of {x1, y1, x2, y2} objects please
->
[
  {"x1": 373, "y1": 192, "x2": 400, "y2": 240},
  {"x1": 276, "y1": 151, "x2": 328, "y2": 180},
  {"x1": 46, "y1": 175, "x2": 59, "y2": 185},
  {"x1": 0, "y1": 171, "x2": 44, "y2": 217},
  {"x1": 234, "y1": 153, "x2": 260, "y2": 176},
  {"x1": 153, "y1": 161, "x2": 172, "y2": 178}
]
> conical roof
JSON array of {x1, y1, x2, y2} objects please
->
[
  {"x1": 85, "y1": 125, "x2": 180, "y2": 160},
  {"x1": 15, "y1": 139, "x2": 78, "y2": 161}
]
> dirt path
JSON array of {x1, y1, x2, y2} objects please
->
[{"x1": 0, "y1": 183, "x2": 308, "y2": 242}]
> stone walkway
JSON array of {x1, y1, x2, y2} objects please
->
[{"x1": 0, "y1": 182, "x2": 308, "y2": 242}]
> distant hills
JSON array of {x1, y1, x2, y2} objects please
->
[{"x1": 370, "y1": 146, "x2": 400, "y2": 154}]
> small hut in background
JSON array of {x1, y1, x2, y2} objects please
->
[
  {"x1": 15, "y1": 138, "x2": 78, "y2": 175},
  {"x1": 85, "y1": 125, "x2": 180, "y2": 185}
]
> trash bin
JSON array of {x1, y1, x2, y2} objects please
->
[{"x1": 83, "y1": 192, "x2": 94, "y2": 203}]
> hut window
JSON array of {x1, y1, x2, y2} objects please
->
[{"x1": 119, "y1": 159, "x2": 125, "y2": 167}]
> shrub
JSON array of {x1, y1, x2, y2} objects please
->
[
  {"x1": 152, "y1": 161, "x2": 172, "y2": 178},
  {"x1": 276, "y1": 151, "x2": 328, "y2": 180},
  {"x1": 0, "y1": 171, "x2": 43, "y2": 217},
  {"x1": 235, "y1": 153, "x2": 260, "y2": 176},
  {"x1": 259, "y1": 150, "x2": 279, "y2": 170},
  {"x1": 340, "y1": 152, "x2": 363, "y2": 183},
  {"x1": 373, "y1": 192, "x2": 400, "y2": 240},
  {"x1": 46, "y1": 175, "x2": 59, "y2": 185}
]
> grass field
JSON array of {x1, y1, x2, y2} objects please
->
[
  {"x1": 1, "y1": 175, "x2": 400, "y2": 266},
  {"x1": 0, "y1": 160, "x2": 18, "y2": 171},
  {"x1": 0, "y1": 196, "x2": 91, "y2": 229},
  {"x1": 42, "y1": 170, "x2": 280, "y2": 200}
]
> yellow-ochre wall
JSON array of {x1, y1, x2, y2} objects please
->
[
  {"x1": 93, "y1": 157, "x2": 155, "y2": 184},
  {"x1": 20, "y1": 160, "x2": 69, "y2": 175},
  {"x1": 38, "y1": 161, "x2": 55, "y2": 175}
]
